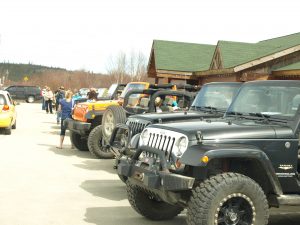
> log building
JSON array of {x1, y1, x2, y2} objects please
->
[{"x1": 148, "y1": 33, "x2": 300, "y2": 84}]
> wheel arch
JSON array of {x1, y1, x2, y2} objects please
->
[{"x1": 182, "y1": 148, "x2": 283, "y2": 198}]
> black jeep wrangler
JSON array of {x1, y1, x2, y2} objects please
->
[
  {"x1": 117, "y1": 80, "x2": 300, "y2": 225},
  {"x1": 111, "y1": 82, "x2": 241, "y2": 159}
]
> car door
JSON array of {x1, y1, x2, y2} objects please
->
[{"x1": 15, "y1": 86, "x2": 26, "y2": 100}]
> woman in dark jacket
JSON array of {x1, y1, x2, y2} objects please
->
[{"x1": 56, "y1": 90, "x2": 73, "y2": 149}]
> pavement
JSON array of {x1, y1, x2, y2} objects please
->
[{"x1": 0, "y1": 103, "x2": 300, "y2": 225}]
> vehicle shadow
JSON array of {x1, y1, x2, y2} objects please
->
[
  {"x1": 84, "y1": 206, "x2": 187, "y2": 225},
  {"x1": 37, "y1": 143, "x2": 97, "y2": 159},
  {"x1": 80, "y1": 180, "x2": 126, "y2": 201},
  {"x1": 83, "y1": 206, "x2": 300, "y2": 225},
  {"x1": 269, "y1": 207, "x2": 300, "y2": 225},
  {"x1": 73, "y1": 159, "x2": 116, "y2": 172}
]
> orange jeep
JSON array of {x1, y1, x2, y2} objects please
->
[{"x1": 65, "y1": 82, "x2": 151, "y2": 151}]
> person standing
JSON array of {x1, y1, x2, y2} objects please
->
[
  {"x1": 57, "y1": 90, "x2": 73, "y2": 149},
  {"x1": 55, "y1": 86, "x2": 65, "y2": 124},
  {"x1": 41, "y1": 86, "x2": 47, "y2": 110},
  {"x1": 44, "y1": 87, "x2": 54, "y2": 114}
]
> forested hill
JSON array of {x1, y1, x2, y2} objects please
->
[{"x1": 0, "y1": 63, "x2": 67, "y2": 81}]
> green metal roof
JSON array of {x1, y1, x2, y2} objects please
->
[
  {"x1": 153, "y1": 40, "x2": 215, "y2": 72},
  {"x1": 218, "y1": 33, "x2": 300, "y2": 68},
  {"x1": 274, "y1": 61, "x2": 300, "y2": 71}
]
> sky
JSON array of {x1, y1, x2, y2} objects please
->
[{"x1": 0, "y1": 0, "x2": 299, "y2": 73}]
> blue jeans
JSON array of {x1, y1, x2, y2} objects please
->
[{"x1": 57, "y1": 111, "x2": 61, "y2": 122}]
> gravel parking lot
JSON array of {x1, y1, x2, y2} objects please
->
[{"x1": 1, "y1": 103, "x2": 300, "y2": 225}]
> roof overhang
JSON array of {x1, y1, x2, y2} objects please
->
[
  {"x1": 195, "y1": 44, "x2": 300, "y2": 76},
  {"x1": 156, "y1": 69, "x2": 194, "y2": 80},
  {"x1": 233, "y1": 45, "x2": 300, "y2": 72}
]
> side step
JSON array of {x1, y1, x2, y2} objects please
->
[{"x1": 278, "y1": 195, "x2": 300, "y2": 206}]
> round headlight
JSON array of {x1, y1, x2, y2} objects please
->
[
  {"x1": 177, "y1": 137, "x2": 188, "y2": 156},
  {"x1": 140, "y1": 129, "x2": 150, "y2": 145}
]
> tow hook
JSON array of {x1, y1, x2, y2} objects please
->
[{"x1": 134, "y1": 172, "x2": 144, "y2": 181}]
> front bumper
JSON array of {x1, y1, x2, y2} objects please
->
[
  {"x1": 117, "y1": 146, "x2": 195, "y2": 205},
  {"x1": 64, "y1": 118, "x2": 91, "y2": 136},
  {"x1": 0, "y1": 115, "x2": 12, "y2": 128}
]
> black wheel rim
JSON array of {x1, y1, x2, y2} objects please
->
[{"x1": 216, "y1": 193, "x2": 254, "y2": 225}]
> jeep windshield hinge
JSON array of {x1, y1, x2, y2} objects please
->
[{"x1": 196, "y1": 131, "x2": 203, "y2": 143}]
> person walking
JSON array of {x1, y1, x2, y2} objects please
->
[
  {"x1": 41, "y1": 86, "x2": 47, "y2": 110},
  {"x1": 57, "y1": 90, "x2": 73, "y2": 149},
  {"x1": 55, "y1": 86, "x2": 65, "y2": 124},
  {"x1": 44, "y1": 87, "x2": 54, "y2": 114}
]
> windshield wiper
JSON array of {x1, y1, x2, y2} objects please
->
[
  {"x1": 248, "y1": 112, "x2": 270, "y2": 119},
  {"x1": 248, "y1": 112, "x2": 288, "y2": 124},
  {"x1": 203, "y1": 106, "x2": 217, "y2": 110},
  {"x1": 226, "y1": 111, "x2": 244, "y2": 116}
]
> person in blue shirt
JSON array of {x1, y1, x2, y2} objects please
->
[
  {"x1": 55, "y1": 86, "x2": 65, "y2": 124},
  {"x1": 56, "y1": 90, "x2": 73, "y2": 149}
]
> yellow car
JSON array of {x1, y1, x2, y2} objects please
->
[{"x1": 0, "y1": 90, "x2": 17, "y2": 135}]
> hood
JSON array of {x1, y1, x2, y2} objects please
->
[
  {"x1": 149, "y1": 119, "x2": 294, "y2": 140},
  {"x1": 78, "y1": 100, "x2": 120, "y2": 110},
  {"x1": 129, "y1": 110, "x2": 222, "y2": 123}
]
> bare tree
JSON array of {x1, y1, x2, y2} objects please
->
[{"x1": 106, "y1": 50, "x2": 148, "y2": 83}]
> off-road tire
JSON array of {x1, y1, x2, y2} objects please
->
[
  {"x1": 26, "y1": 96, "x2": 35, "y2": 103},
  {"x1": 118, "y1": 174, "x2": 127, "y2": 183},
  {"x1": 102, "y1": 105, "x2": 126, "y2": 140},
  {"x1": 87, "y1": 125, "x2": 114, "y2": 159},
  {"x1": 12, "y1": 120, "x2": 16, "y2": 129},
  {"x1": 126, "y1": 182, "x2": 183, "y2": 220},
  {"x1": 4, "y1": 126, "x2": 12, "y2": 135},
  {"x1": 187, "y1": 172, "x2": 269, "y2": 225},
  {"x1": 70, "y1": 131, "x2": 89, "y2": 151}
]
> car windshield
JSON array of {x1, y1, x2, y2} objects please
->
[
  {"x1": 120, "y1": 83, "x2": 146, "y2": 98},
  {"x1": 79, "y1": 88, "x2": 89, "y2": 96},
  {"x1": 227, "y1": 84, "x2": 300, "y2": 119},
  {"x1": 97, "y1": 88, "x2": 107, "y2": 98},
  {"x1": 107, "y1": 84, "x2": 118, "y2": 97},
  {"x1": 191, "y1": 84, "x2": 240, "y2": 110},
  {"x1": 0, "y1": 94, "x2": 7, "y2": 105}
]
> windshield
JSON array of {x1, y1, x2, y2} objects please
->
[
  {"x1": 107, "y1": 84, "x2": 118, "y2": 97},
  {"x1": 191, "y1": 84, "x2": 240, "y2": 110},
  {"x1": 227, "y1": 84, "x2": 300, "y2": 119},
  {"x1": 120, "y1": 83, "x2": 146, "y2": 98},
  {"x1": 79, "y1": 88, "x2": 89, "y2": 96},
  {"x1": 0, "y1": 94, "x2": 7, "y2": 105},
  {"x1": 97, "y1": 88, "x2": 107, "y2": 98}
]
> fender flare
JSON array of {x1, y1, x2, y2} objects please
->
[{"x1": 180, "y1": 147, "x2": 283, "y2": 195}]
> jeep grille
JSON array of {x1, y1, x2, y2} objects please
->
[
  {"x1": 128, "y1": 119, "x2": 151, "y2": 136},
  {"x1": 147, "y1": 132, "x2": 176, "y2": 152}
]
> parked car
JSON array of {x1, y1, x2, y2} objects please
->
[
  {"x1": 0, "y1": 90, "x2": 17, "y2": 135},
  {"x1": 117, "y1": 80, "x2": 300, "y2": 225},
  {"x1": 5, "y1": 85, "x2": 42, "y2": 103}
]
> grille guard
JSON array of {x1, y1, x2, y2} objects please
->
[
  {"x1": 118, "y1": 145, "x2": 195, "y2": 191},
  {"x1": 109, "y1": 123, "x2": 132, "y2": 155}
]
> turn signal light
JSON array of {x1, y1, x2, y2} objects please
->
[
  {"x1": 201, "y1": 156, "x2": 209, "y2": 164},
  {"x1": 2, "y1": 105, "x2": 10, "y2": 111}
]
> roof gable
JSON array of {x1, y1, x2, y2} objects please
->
[
  {"x1": 216, "y1": 33, "x2": 300, "y2": 69},
  {"x1": 152, "y1": 40, "x2": 215, "y2": 72}
]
